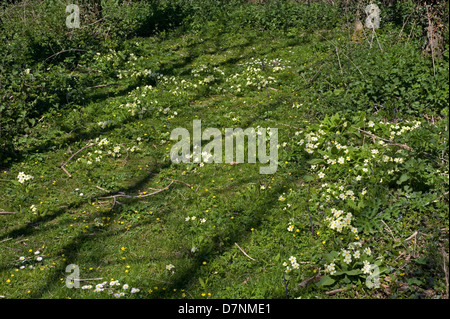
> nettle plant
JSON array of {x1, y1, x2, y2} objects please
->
[{"x1": 294, "y1": 112, "x2": 423, "y2": 288}]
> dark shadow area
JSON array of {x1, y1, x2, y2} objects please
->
[{"x1": 148, "y1": 181, "x2": 292, "y2": 299}]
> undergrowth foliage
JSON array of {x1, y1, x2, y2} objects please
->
[{"x1": 294, "y1": 112, "x2": 448, "y2": 287}]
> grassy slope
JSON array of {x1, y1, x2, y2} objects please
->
[{"x1": 0, "y1": 25, "x2": 448, "y2": 299}]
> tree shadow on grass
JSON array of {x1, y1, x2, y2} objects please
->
[{"x1": 146, "y1": 179, "x2": 293, "y2": 299}]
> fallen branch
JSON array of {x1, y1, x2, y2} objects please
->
[
  {"x1": 325, "y1": 287, "x2": 347, "y2": 295},
  {"x1": 60, "y1": 140, "x2": 100, "y2": 178},
  {"x1": 298, "y1": 274, "x2": 321, "y2": 288},
  {"x1": 95, "y1": 185, "x2": 111, "y2": 193},
  {"x1": 234, "y1": 242, "x2": 256, "y2": 261},
  {"x1": 0, "y1": 212, "x2": 16, "y2": 215},
  {"x1": 98, "y1": 182, "x2": 174, "y2": 201},
  {"x1": 86, "y1": 83, "x2": 119, "y2": 89},
  {"x1": 352, "y1": 127, "x2": 412, "y2": 151},
  {"x1": 45, "y1": 49, "x2": 87, "y2": 62},
  {"x1": 163, "y1": 177, "x2": 192, "y2": 188},
  {"x1": 403, "y1": 231, "x2": 418, "y2": 242}
]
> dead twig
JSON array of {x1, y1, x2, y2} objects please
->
[
  {"x1": 403, "y1": 231, "x2": 418, "y2": 242},
  {"x1": 60, "y1": 140, "x2": 100, "y2": 178},
  {"x1": 325, "y1": 287, "x2": 347, "y2": 295},
  {"x1": 298, "y1": 274, "x2": 321, "y2": 288},
  {"x1": 403, "y1": 231, "x2": 418, "y2": 257},
  {"x1": 335, "y1": 47, "x2": 344, "y2": 75},
  {"x1": 86, "y1": 83, "x2": 119, "y2": 89},
  {"x1": 352, "y1": 126, "x2": 413, "y2": 151},
  {"x1": 372, "y1": 27, "x2": 383, "y2": 52},
  {"x1": 45, "y1": 49, "x2": 87, "y2": 63},
  {"x1": 98, "y1": 182, "x2": 174, "y2": 201},
  {"x1": 381, "y1": 220, "x2": 397, "y2": 241},
  {"x1": 163, "y1": 177, "x2": 192, "y2": 188},
  {"x1": 234, "y1": 242, "x2": 257, "y2": 261},
  {"x1": 0, "y1": 212, "x2": 17, "y2": 215},
  {"x1": 95, "y1": 185, "x2": 110, "y2": 193}
]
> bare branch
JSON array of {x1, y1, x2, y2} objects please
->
[
  {"x1": 352, "y1": 126, "x2": 413, "y2": 151},
  {"x1": 98, "y1": 182, "x2": 174, "y2": 201},
  {"x1": 60, "y1": 140, "x2": 100, "y2": 178},
  {"x1": 234, "y1": 242, "x2": 257, "y2": 261}
]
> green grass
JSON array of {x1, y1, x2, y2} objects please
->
[{"x1": 0, "y1": 23, "x2": 448, "y2": 299}]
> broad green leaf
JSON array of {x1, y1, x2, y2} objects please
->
[
  {"x1": 324, "y1": 251, "x2": 339, "y2": 263},
  {"x1": 344, "y1": 269, "x2": 362, "y2": 276},
  {"x1": 397, "y1": 173, "x2": 409, "y2": 185},
  {"x1": 316, "y1": 275, "x2": 335, "y2": 287}
]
